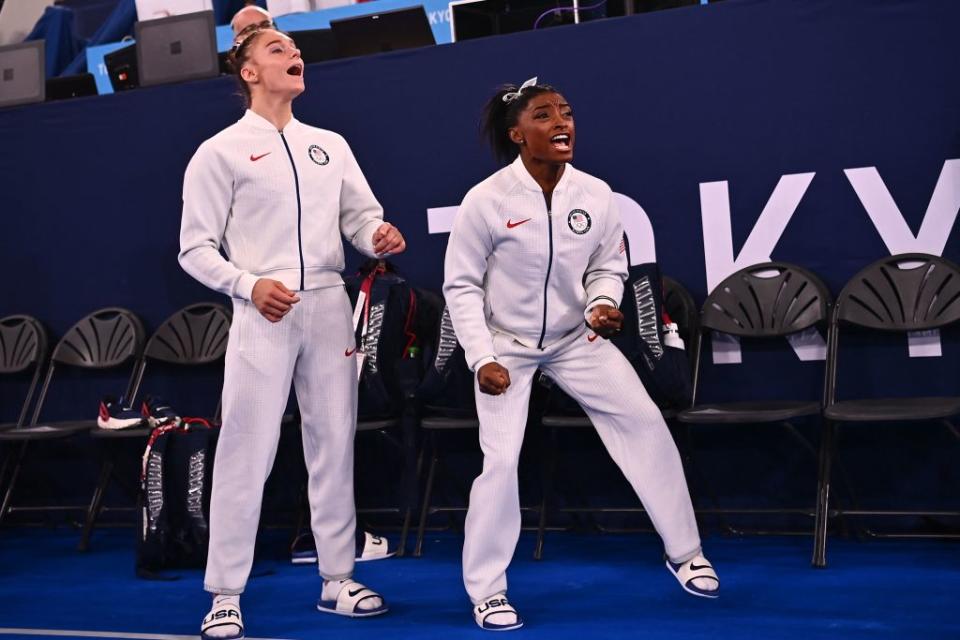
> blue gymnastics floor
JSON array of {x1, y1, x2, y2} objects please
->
[{"x1": 0, "y1": 528, "x2": 956, "y2": 639}]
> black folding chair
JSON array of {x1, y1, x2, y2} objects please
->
[
  {"x1": 535, "y1": 277, "x2": 700, "y2": 559},
  {"x1": 813, "y1": 253, "x2": 960, "y2": 567},
  {"x1": 676, "y1": 262, "x2": 832, "y2": 535},
  {"x1": 0, "y1": 308, "x2": 144, "y2": 525},
  {"x1": 412, "y1": 407, "x2": 479, "y2": 557},
  {"x1": 0, "y1": 316, "x2": 48, "y2": 498},
  {"x1": 78, "y1": 303, "x2": 230, "y2": 550},
  {"x1": 0, "y1": 316, "x2": 47, "y2": 432}
]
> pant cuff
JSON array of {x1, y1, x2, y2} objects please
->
[
  {"x1": 204, "y1": 584, "x2": 245, "y2": 595},
  {"x1": 667, "y1": 545, "x2": 702, "y2": 565},
  {"x1": 470, "y1": 590, "x2": 506, "y2": 606},
  {"x1": 320, "y1": 571, "x2": 353, "y2": 582}
]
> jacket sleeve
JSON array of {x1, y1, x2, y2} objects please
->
[
  {"x1": 583, "y1": 190, "x2": 628, "y2": 316},
  {"x1": 338, "y1": 140, "x2": 384, "y2": 258},
  {"x1": 443, "y1": 194, "x2": 497, "y2": 372},
  {"x1": 178, "y1": 143, "x2": 260, "y2": 301}
]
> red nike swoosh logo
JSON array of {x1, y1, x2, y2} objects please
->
[
  {"x1": 506, "y1": 218, "x2": 531, "y2": 229},
  {"x1": 250, "y1": 152, "x2": 271, "y2": 161},
  {"x1": 588, "y1": 334, "x2": 599, "y2": 342},
  {"x1": 345, "y1": 348, "x2": 356, "y2": 357}
]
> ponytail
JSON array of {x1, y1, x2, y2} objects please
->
[{"x1": 479, "y1": 81, "x2": 557, "y2": 165}]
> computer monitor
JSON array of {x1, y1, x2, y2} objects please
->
[
  {"x1": 329, "y1": 7, "x2": 435, "y2": 59},
  {"x1": 46, "y1": 73, "x2": 98, "y2": 102},
  {"x1": 0, "y1": 41, "x2": 45, "y2": 109},
  {"x1": 449, "y1": 0, "x2": 577, "y2": 43},
  {"x1": 105, "y1": 44, "x2": 139, "y2": 91},
  {"x1": 135, "y1": 10, "x2": 219, "y2": 87}
]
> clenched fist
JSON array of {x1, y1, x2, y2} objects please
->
[
  {"x1": 478, "y1": 362, "x2": 511, "y2": 395},
  {"x1": 588, "y1": 304, "x2": 623, "y2": 339}
]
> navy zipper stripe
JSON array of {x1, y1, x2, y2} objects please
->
[
  {"x1": 279, "y1": 131, "x2": 305, "y2": 290},
  {"x1": 537, "y1": 202, "x2": 554, "y2": 350}
]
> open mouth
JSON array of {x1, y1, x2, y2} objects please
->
[
  {"x1": 550, "y1": 133, "x2": 572, "y2": 152},
  {"x1": 286, "y1": 63, "x2": 303, "y2": 77}
]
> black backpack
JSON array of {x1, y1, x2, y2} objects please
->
[
  {"x1": 416, "y1": 299, "x2": 476, "y2": 416},
  {"x1": 611, "y1": 261, "x2": 693, "y2": 411},
  {"x1": 344, "y1": 261, "x2": 426, "y2": 419},
  {"x1": 136, "y1": 418, "x2": 215, "y2": 578},
  {"x1": 544, "y1": 256, "x2": 693, "y2": 414}
]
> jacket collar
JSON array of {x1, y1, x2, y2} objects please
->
[
  {"x1": 241, "y1": 109, "x2": 300, "y2": 132},
  {"x1": 509, "y1": 155, "x2": 573, "y2": 194}
]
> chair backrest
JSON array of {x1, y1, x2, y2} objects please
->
[
  {"x1": 0, "y1": 315, "x2": 48, "y2": 428},
  {"x1": 834, "y1": 253, "x2": 960, "y2": 331},
  {"x1": 144, "y1": 303, "x2": 231, "y2": 365},
  {"x1": 700, "y1": 262, "x2": 831, "y2": 337},
  {"x1": 0, "y1": 315, "x2": 46, "y2": 375},
  {"x1": 127, "y1": 303, "x2": 231, "y2": 414},
  {"x1": 30, "y1": 308, "x2": 145, "y2": 425},
  {"x1": 51, "y1": 307, "x2": 144, "y2": 368}
]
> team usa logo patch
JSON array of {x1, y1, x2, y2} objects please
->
[
  {"x1": 567, "y1": 209, "x2": 592, "y2": 234},
  {"x1": 308, "y1": 144, "x2": 330, "y2": 166}
]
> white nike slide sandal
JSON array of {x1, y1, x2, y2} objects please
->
[
  {"x1": 666, "y1": 553, "x2": 720, "y2": 599},
  {"x1": 316, "y1": 580, "x2": 388, "y2": 618}
]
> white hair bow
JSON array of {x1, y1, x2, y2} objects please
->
[{"x1": 502, "y1": 77, "x2": 538, "y2": 103}]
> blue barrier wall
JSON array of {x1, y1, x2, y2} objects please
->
[{"x1": 1, "y1": 0, "x2": 958, "y2": 422}]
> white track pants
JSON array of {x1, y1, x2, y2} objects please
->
[
  {"x1": 462, "y1": 328, "x2": 702, "y2": 603},
  {"x1": 204, "y1": 286, "x2": 358, "y2": 594}
]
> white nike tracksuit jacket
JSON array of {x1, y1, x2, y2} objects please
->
[
  {"x1": 443, "y1": 156, "x2": 702, "y2": 604},
  {"x1": 180, "y1": 109, "x2": 383, "y2": 593}
]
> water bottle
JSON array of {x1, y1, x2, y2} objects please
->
[{"x1": 662, "y1": 322, "x2": 684, "y2": 350}]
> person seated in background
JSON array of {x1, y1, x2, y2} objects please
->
[{"x1": 231, "y1": 3, "x2": 274, "y2": 39}]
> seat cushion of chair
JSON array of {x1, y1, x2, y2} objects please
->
[
  {"x1": 0, "y1": 420, "x2": 94, "y2": 440},
  {"x1": 420, "y1": 415, "x2": 479, "y2": 430},
  {"x1": 541, "y1": 415, "x2": 591, "y2": 428},
  {"x1": 824, "y1": 397, "x2": 960, "y2": 422},
  {"x1": 356, "y1": 418, "x2": 399, "y2": 432},
  {"x1": 677, "y1": 400, "x2": 820, "y2": 424}
]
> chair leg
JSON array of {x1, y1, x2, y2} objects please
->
[
  {"x1": 413, "y1": 434, "x2": 439, "y2": 558},
  {"x1": 289, "y1": 482, "x2": 309, "y2": 550},
  {"x1": 943, "y1": 419, "x2": 960, "y2": 442},
  {"x1": 0, "y1": 445, "x2": 13, "y2": 499},
  {"x1": 0, "y1": 441, "x2": 28, "y2": 526},
  {"x1": 534, "y1": 427, "x2": 558, "y2": 561},
  {"x1": 812, "y1": 420, "x2": 836, "y2": 568},
  {"x1": 78, "y1": 458, "x2": 115, "y2": 552},
  {"x1": 397, "y1": 444, "x2": 425, "y2": 558}
]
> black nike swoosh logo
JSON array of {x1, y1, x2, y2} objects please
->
[
  {"x1": 348, "y1": 588, "x2": 365, "y2": 597},
  {"x1": 689, "y1": 563, "x2": 712, "y2": 571}
]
